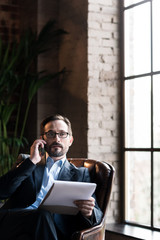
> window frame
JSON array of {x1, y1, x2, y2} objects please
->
[{"x1": 120, "y1": 0, "x2": 160, "y2": 231}]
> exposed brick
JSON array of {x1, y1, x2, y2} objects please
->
[
  {"x1": 89, "y1": 0, "x2": 112, "y2": 5},
  {"x1": 88, "y1": 0, "x2": 120, "y2": 224},
  {"x1": 0, "y1": 0, "x2": 121, "y2": 228},
  {"x1": 0, "y1": 0, "x2": 20, "y2": 41},
  {"x1": 0, "y1": 5, "x2": 14, "y2": 11}
]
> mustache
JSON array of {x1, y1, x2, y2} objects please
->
[{"x1": 50, "y1": 142, "x2": 63, "y2": 148}]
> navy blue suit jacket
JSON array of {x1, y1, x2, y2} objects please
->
[{"x1": 0, "y1": 154, "x2": 102, "y2": 235}]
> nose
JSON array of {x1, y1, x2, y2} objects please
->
[{"x1": 54, "y1": 133, "x2": 61, "y2": 141}]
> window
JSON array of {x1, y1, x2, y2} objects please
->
[{"x1": 123, "y1": 0, "x2": 160, "y2": 230}]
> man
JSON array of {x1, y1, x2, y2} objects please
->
[{"x1": 0, "y1": 114, "x2": 102, "y2": 240}]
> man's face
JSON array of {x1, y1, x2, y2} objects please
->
[{"x1": 42, "y1": 120, "x2": 73, "y2": 160}]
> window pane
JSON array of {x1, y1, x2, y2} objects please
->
[
  {"x1": 125, "y1": 77, "x2": 151, "y2": 148},
  {"x1": 124, "y1": 0, "x2": 143, "y2": 8},
  {"x1": 153, "y1": 0, "x2": 160, "y2": 72},
  {"x1": 124, "y1": 3, "x2": 151, "y2": 77},
  {"x1": 154, "y1": 152, "x2": 160, "y2": 227},
  {"x1": 153, "y1": 75, "x2": 160, "y2": 148},
  {"x1": 125, "y1": 151, "x2": 151, "y2": 225}
]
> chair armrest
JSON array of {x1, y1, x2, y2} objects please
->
[{"x1": 71, "y1": 218, "x2": 106, "y2": 240}]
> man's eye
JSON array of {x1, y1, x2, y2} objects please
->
[
  {"x1": 47, "y1": 132, "x2": 54, "y2": 137},
  {"x1": 59, "y1": 132, "x2": 65, "y2": 136},
  {"x1": 51, "y1": 132, "x2": 56, "y2": 136}
]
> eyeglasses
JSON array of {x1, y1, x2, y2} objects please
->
[{"x1": 44, "y1": 131, "x2": 69, "y2": 139}]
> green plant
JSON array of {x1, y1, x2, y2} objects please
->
[{"x1": 0, "y1": 20, "x2": 66, "y2": 175}]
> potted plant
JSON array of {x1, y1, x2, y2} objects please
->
[{"x1": 0, "y1": 20, "x2": 66, "y2": 175}]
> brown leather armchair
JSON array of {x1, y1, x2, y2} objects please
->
[
  {"x1": 0, "y1": 158, "x2": 114, "y2": 240},
  {"x1": 68, "y1": 158, "x2": 115, "y2": 240}
]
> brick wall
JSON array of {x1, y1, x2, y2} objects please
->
[
  {"x1": 88, "y1": 0, "x2": 120, "y2": 223},
  {"x1": 0, "y1": 0, "x2": 19, "y2": 41},
  {"x1": 0, "y1": 0, "x2": 121, "y2": 224}
]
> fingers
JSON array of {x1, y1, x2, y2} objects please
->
[
  {"x1": 74, "y1": 197, "x2": 95, "y2": 217},
  {"x1": 30, "y1": 139, "x2": 46, "y2": 164},
  {"x1": 32, "y1": 139, "x2": 46, "y2": 149}
]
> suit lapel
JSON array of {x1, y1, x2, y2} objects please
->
[
  {"x1": 58, "y1": 160, "x2": 76, "y2": 181},
  {"x1": 19, "y1": 153, "x2": 46, "y2": 195},
  {"x1": 34, "y1": 164, "x2": 45, "y2": 194},
  {"x1": 34, "y1": 160, "x2": 76, "y2": 193}
]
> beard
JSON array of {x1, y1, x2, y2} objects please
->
[{"x1": 45, "y1": 142, "x2": 64, "y2": 157}]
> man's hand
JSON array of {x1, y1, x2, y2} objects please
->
[
  {"x1": 74, "y1": 197, "x2": 95, "y2": 218},
  {"x1": 30, "y1": 139, "x2": 46, "y2": 165}
]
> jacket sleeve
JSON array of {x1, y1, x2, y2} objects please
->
[
  {"x1": 0, "y1": 155, "x2": 36, "y2": 200},
  {"x1": 80, "y1": 167, "x2": 103, "y2": 227}
]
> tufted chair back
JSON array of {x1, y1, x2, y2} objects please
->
[{"x1": 68, "y1": 158, "x2": 115, "y2": 240}]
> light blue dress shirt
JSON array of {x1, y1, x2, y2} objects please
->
[{"x1": 26, "y1": 156, "x2": 65, "y2": 209}]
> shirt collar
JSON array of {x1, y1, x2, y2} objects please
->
[{"x1": 46, "y1": 155, "x2": 66, "y2": 169}]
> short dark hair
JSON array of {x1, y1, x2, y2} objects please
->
[{"x1": 40, "y1": 114, "x2": 72, "y2": 136}]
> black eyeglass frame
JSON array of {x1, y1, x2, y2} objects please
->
[{"x1": 43, "y1": 131, "x2": 69, "y2": 139}]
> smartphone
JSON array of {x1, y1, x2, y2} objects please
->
[{"x1": 39, "y1": 146, "x2": 46, "y2": 156}]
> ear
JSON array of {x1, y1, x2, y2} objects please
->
[{"x1": 69, "y1": 136, "x2": 74, "y2": 146}]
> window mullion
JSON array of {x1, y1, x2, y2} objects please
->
[{"x1": 150, "y1": 0, "x2": 154, "y2": 228}]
